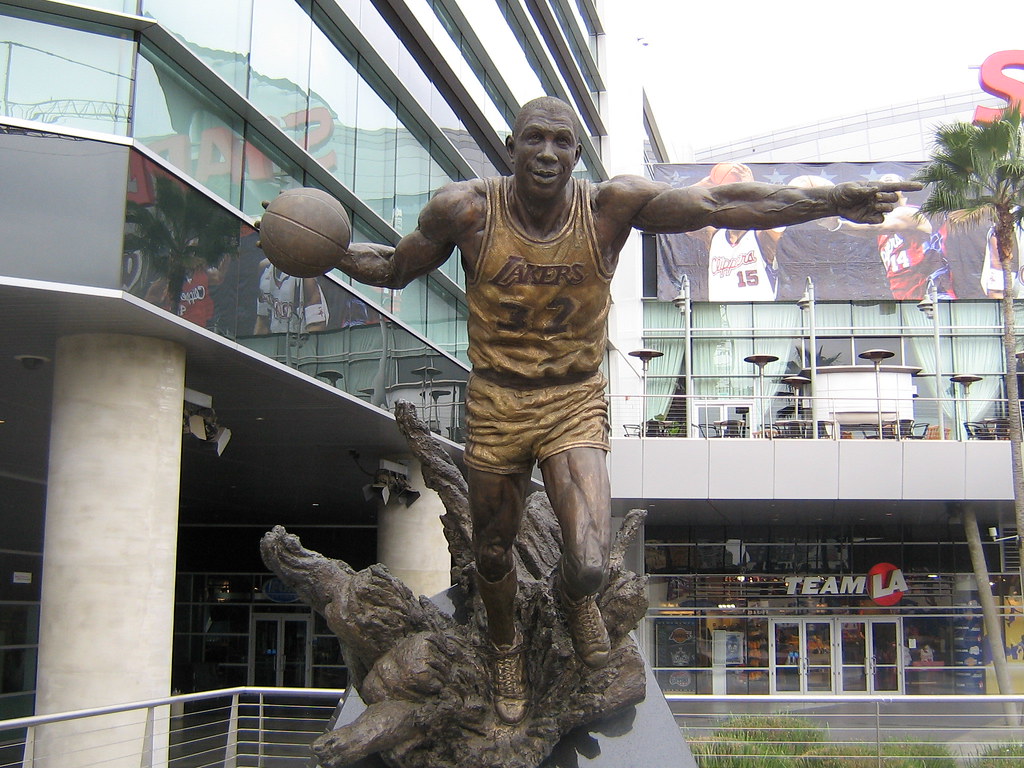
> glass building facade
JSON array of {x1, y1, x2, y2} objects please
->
[{"x1": 0, "y1": 0, "x2": 626, "y2": 723}]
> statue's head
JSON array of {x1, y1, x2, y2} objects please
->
[{"x1": 506, "y1": 97, "x2": 583, "y2": 199}]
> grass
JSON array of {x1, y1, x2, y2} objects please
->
[
  {"x1": 964, "y1": 742, "x2": 1024, "y2": 766},
  {"x1": 688, "y1": 714, "x2": 957, "y2": 768}
]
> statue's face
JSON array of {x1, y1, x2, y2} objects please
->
[{"x1": 506, "y1": 104, "x2": 581, "y2": 200}]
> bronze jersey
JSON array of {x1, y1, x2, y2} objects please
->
[{"x1": 465, "y1": 176, "x2": 610, "y2": 382}]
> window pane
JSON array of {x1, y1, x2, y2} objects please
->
[
  {"x1": 353, "y1": 65, "x2": 397, "y2": 224},
  {"x1": 0, "y1": 129, "x2": 129, "y2": 288},
  {"x1": 309, "y1": 10, "x2": 360, "y2": 187},
  {"x1": 0, "y1": 647, "x2": 36, "y2": 694},
  {"x1": 0, "y1": 605, "x2": 38, "y2": 646},
  {"x1": 123, "y1": 149, "x2": 255, "y2": 338},
  {"x1": 134, "y1": 41, "x2": 245, "y2": 207},
  {"x1": 0, "y1": 7, "x2": 134, "y2": 135},
  {"x1": 395, "y1": 104, "x2": 454, "y2": 239},
  {"x1": 141, "y1": 0, "x2": 253, "y2": 94},
  {"x1": 249, "y1": 0, "x2": 311, "y2": 122},
  {"x1": 241, "y1": 126, "x2": 304, "y2": 219},
  {"x1": 425, "y1": 275, "x2": 467, "y2": 362}
]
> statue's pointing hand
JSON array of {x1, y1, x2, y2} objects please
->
[{"x1": 830, "y1": 180, "x2": 924, "y2": 224}]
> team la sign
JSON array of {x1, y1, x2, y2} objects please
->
[{"x1": 784, "y1": 563, "x2": 908, "y2": 606}]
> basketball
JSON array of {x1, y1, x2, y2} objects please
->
[
  {"x1": 708, "y1": 162, "x2": 750, "y2": 186},
  {"x1": 257, "y1": 188, "x2": 351, "y2": 277},
  {"x1": 789, "y1": 175, "x2": 834, "y2": 189}
]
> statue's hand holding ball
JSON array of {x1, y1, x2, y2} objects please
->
[{"x1": 257, "y1": 188, "x2": 352, "y2": 277}]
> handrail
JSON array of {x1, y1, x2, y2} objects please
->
[
  {"x1": 607, "y1": 391, "x2": 1016, "y2": 441},
  {"x1": 663, "y1": 693, "x2": 1024, "y2": 703},
  {"x1": 0, "y1": 686, "x2": 345, "y2": 730},
  {"x1": 3, "y1": 687, "x2": 1023, "y2": 766}
]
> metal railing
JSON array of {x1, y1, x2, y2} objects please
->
[
  {"x1": 609, "y1": 393, "x2": 1016, "y2": 442},
  {"x1": 4, "y1": 689, "x2": 1024, "y2": 766},
  {"x1": 0, "y1": 687, "x2": 342, "y2": 768}
]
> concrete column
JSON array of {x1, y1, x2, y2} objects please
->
[
  {"x1": 35, "y1": 334, "x2": 185, "y2": 767},
  {"x1": 376, "y1": 458, "x2": 451, "y2": 598}
]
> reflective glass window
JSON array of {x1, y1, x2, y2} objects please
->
[
  {"x1": 0, "y1": 7, "x2": 134, "y2": 135},
  {"x1": 449, "y1": 0, "x2": 544, "y2": 112},
  {"x1": 0, "y1": 605, "x2": 39, "y2": 648},
  {"x1": 426, "y1": 276, "x2": 469, "y2": 364},
  {"x1": 0, "y1": 647, "x2": 36, "y2": 695},
  {"x1": 353, "y1": 64, "x2": 398, "y2": 225},
  {"x1": 394, "y1": 275, "x2": 426, "y2": 330},
  {"x1": 141, "y1": 0, "x2": 253, "y2": 94},
  {"x1": 123, "y1": 150, "x2": 256, "y2": 338},
  {"x1": 418, "y1": 0, "x2": 509, "y2": 139},
  {"x1": 134, "y1": 40, "x2": 245, "y2": 207},
  {"x1": 494, "y1": 0, "x2": 559, "y2": 99},
  {"x1": 436, "y1": 244, "x2": 464, "y2": 289},
  {"x1": 308, "y1": 9, "x2": 360, "y2": 187},
  {"x1": 335, "y1": 214, "x2": 396, "y2": 310},
  {"x1": 249, "y1": 0, "x2": 312, "y2": 124},
  {"x1": 240, "y1": 127, "x2": 305, "y2": 219},
  {"x1": 66, "y1": 0, "x2": 137, "y2": 12},
  {"x1": 327, "y1": 0, "x2": 489, "y2": 178},
  {"x1": 395, "y1": 103, "x2": 456, "y2": 239},
  {"x1": 549, "y1": 0, "x2": 598, "y2": 96}
]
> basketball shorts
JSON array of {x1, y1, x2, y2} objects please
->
[{"x1": 464, "y1": 371, "x2": 609, "y2": 475}]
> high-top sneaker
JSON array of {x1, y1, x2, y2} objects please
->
[
  {"x1": 491, "y1": 639, "x2": 529, "y2": 724},
  {"x1": 562, "y1": 591, "x2": 610, "y2": 668}
]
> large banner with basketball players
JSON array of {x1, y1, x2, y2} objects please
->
[{"x1": 650, "y1": 161, "x2": 1020, "y2": 303}]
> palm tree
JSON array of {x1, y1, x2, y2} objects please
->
[
  {"x1": 124, "y1": 175, "x2": 238, "y2": 317},
  {"x1": 916, "y1": 104, "x2": 1024, "y2": 703}
]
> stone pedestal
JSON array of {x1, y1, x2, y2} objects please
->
[{"x1": 319, "y1": 586, "x2": 697, "y2": 768}]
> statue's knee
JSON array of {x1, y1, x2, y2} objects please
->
[
  {"x1": 475, "y1": 542, "x2": 513, "y2": 583},
  {"x1": 562, "y1": 557, "x2": 607, "y2": 598}
]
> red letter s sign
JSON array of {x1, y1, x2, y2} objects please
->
[{"x1": 974, "y1": 50, "x2": 1024, "y2": 123}]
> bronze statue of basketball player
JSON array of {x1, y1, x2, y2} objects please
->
[{"x1": 317, "y1": 96, "x2": 919, "y2": 724}]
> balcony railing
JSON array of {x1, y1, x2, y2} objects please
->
[
  {"x1": 0, "y1": 687, "x2": 342, "y2": 768},
  {"x1": 609, "y1": 393, "x2": 1017, "y2": 441},
  {"x1": 2, "y1": 689, "x2": 1024, "y2": 767}
]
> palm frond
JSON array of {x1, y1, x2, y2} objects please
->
[
  {"x1": 944, "y1": 206, "x2": 995, "y2": 231},
  {"x1": 919, "y1": 107, "x2": 1024, "y2": 225}
]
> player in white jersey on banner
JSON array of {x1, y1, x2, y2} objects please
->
[{"x1": 695, "y1": 163, "x2": 782, "y2": 301}]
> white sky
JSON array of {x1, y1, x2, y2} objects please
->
[{"x1": 633, "y1": 0, "x2": 1024, "y2": 155}]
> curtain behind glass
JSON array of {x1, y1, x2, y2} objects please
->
[
  {"x1": 643, "y1": 302, "x2": 686, "y2": 422},
  {"x1": 902, "y1": 303, "x2": 955, "y2": 432}
]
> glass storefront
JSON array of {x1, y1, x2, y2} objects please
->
[
  {"x1": 651, "y1": 608, "x2": 998, "y2": 697},
  {"x1": 646, "y1": 527, "x2": 1019, "y2": 696},
  {"x1": 174, "y1": 573, "x2": 347, "y2": 692}
]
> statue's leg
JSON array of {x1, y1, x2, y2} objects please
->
[
  {"x1": 312, "y1": 699, "x2": 418, "y2": 767},
  {"x1": 469, "y1": 466, "x2": 531, "y2": 723},
  {"x1": 540, "y1": 447, "x2": 612, "y2": 668}
]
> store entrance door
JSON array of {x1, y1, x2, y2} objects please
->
[
  {"x1": 770, "y1": 618, "x2": 902, "y2": 695},
  {"x1": 838, "y1": 619, "x2": 902, "y2": 694},
  {"x1": 770, "y1": 619, "x2": 835, "y2": 694},
  {"x1": 249, "y1": 614, "x2": 313, "y2": 687}
]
